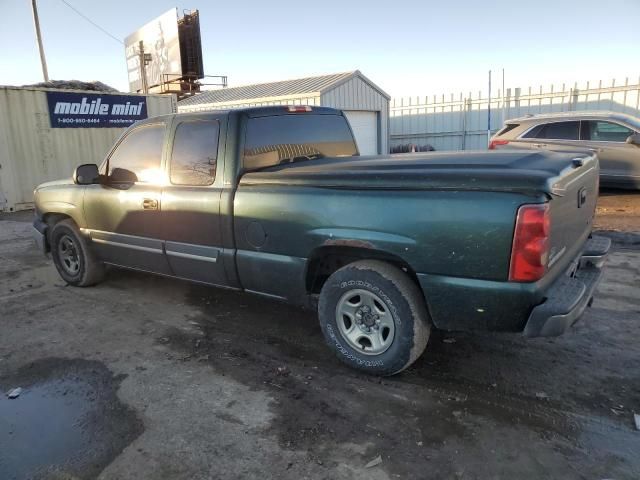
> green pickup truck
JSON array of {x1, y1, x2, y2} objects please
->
[{"x1": 32, "y1": 106, "x2": 610, "y2": 375}]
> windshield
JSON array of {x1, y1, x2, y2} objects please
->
[{"x1": 243, "y1": 114, "x2": 358, "y2": 171}]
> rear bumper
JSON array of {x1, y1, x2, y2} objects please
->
[
  {"x1": 32, "y1": 219, "x2": 49, "y2": 255},
  {"x1": 523, "y1": 235, "x2": 611, "y2": 337}
]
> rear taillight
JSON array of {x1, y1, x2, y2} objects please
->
[
  {"x1": 489, "y1": 139, "x2": 509, "y2": 150},
  {"x1": 286, "y1": 106, "x2": 312, "y2": 112},
  {"x1": 509, "y1": 204, "x2": 550, "y2": 282}
]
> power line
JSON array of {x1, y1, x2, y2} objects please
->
[{"x1": 58, "y1": 0, "x2": 123, "y2": 45}]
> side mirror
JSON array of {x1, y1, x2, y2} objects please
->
[
  {"x1": 109, "y1": 167, "x2": 138, "y2": 184},
  {"x1": 73, "y1": 164, "x2": 99, "y2": 185},
  {"x1": 625, "y1": 133, "x2": 640, "y2": 145}
]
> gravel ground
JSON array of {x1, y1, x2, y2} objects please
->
[
  {"x1": 0, "y1": 190, "x2": 639, "y2": 480},
  {"x1": 595, "y1": 189, "x2": 640, "y2": 233}
]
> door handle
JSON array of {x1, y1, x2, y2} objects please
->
[
  {"x1": 142, "y1": 198, "x2": 158, "y2": 210},
  {"x1": 532, "y1": 143, "x2": 547, "y2": 148}
]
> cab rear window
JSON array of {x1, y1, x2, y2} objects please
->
[{"x1": 243, "y1": 114, "x2": 357, "y2": 171}]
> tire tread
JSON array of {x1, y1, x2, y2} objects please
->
[
  {"x1": 50, "y1": 219, "x2": 105, "y2": 287},
  {"x1": 318, "y1": 259, "x2": 431, "y2": 376}
]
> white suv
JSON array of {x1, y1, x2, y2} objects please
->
[{"x1": 490, "y1": 111, "x2": 640, "y2": 189}]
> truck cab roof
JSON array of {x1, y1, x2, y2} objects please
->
[{"x1": 143, "y1": 106, "x2": 345, "y2": 126}]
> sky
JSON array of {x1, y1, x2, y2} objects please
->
[{"x1": 1, "y1": 0, "x2": 638, "y2": 98}]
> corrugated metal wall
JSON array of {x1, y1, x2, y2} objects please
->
[
  {"x1": 178, "y1": 76, "x2": 390, "y2": 154},
  {"x1": 390, "y1": 77, "x2": 640, "y2": 151},
  {"x1": 321, "y1": 77, "x2": 389, "y2": 154},
  {"x1": 178, "y1": 95, "x2": 321, "y2": 112},
  {"x1": 0, "y1": 87, "x2": 176, "y2": 211}
]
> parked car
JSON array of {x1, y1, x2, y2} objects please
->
[
  {"x1": 489, "y1": 111, "x2": 640, "y2": 189},
  {"x1": 32, "y1": 106, "x2": 609, "y2": 376}
]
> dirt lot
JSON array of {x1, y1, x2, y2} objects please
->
[
  {"x1": 1, "y1": 191, "x2": 639, "y2": 480},
  {"x1": 595, "y1": 189, "x2": 640, "y2": 234}
]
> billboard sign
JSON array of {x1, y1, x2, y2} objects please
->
[
  {"x1": 46, "y1": 91, "x2": 148, "y2": 128},
  {"x1": 125, "y1": 8, "x2": 182, "y2": 92},
  {"x1": 178, "y1": 10, "x2": 204, "y2": 78}
]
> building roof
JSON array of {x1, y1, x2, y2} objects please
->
[{"x1": 179, "y1": 70, "x2": 389, "y2": 107}]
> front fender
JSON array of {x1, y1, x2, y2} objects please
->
[{"x1": 34, "y1": 184, "x2": 86, "y2": 228}]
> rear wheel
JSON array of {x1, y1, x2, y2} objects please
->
[
  {"x1": 50, "y1": 219, "x2": 105, "y2": 286},
  {"x1": 318, "y1": 260, "x2": 430, "y2": 376}
]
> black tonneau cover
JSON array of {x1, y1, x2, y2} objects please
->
[{"x1": 239, "y1": 150, "x2": 597, "y2": 196}]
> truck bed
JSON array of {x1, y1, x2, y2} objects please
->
[
  {"x1": 240, "y1": 150, "x2": 596, "y2": 196},
  {"x1": 236, "y1": 148, "x2": 600, "y2": 333}
]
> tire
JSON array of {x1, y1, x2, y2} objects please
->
[
  {"x1": 50, "y1": 219, "x2": 105, "y2": 287},
  {"x1": 318, "y1": 260, "x2": 430, "y2": 376}
]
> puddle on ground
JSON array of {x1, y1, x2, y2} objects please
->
[{"x1": 0, "y1": 358, "x2": 143, "y2": 480}]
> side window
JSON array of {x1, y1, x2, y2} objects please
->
[
  {"x1": 170, "y1": 120, "x2": 219, "y2": 186},
  {"x1": 584, "y1": 121, "x2": 633, "y2": 142},
  {"x1": 495, "y1": 123, "x2": 520, "y2": 136},
  {"x1": 533, "y1": 121, "x2": 580, "y2": 140},
  {"x1": 522, "y1": 124, "x2": 544, "y2": 138},
  {"x1": 108, "y1": 124, "x2": 164, "y2": 183}
]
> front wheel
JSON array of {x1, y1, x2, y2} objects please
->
[
  {"x1": 50, "y1": 219, "x2": 105, "y2": 287},
  {"x1": 318, "y1": 260, "x2": 430, "y2": 376}
]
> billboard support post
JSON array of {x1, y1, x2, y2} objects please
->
[{"x1": 138, "y1": 40, "x2": 148, "y2": 94}]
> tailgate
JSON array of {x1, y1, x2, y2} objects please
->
[{"x1": 546, "y1": 153, "x2": 599, "y2": 275}]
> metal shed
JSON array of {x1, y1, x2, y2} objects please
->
[
  {"x1": 178, "y1": 71, "x2": 390, "y2": 155},
  {"x1": 0, "y1": 86, "x2": 176, "y2": 212}
]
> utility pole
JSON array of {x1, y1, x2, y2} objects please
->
[
  {"x1": 30, "y1": 0, "x2": 49, "y2": 82},
  {"x1": 138, "y1": 40, "x2": 149, "y2": 94}
]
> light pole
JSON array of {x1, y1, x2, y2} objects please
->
[{"x1": 30, "y1": 0, "x2": 49, "y2": 82}]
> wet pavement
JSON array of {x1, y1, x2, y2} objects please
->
[
  {"x1": 0, "y1": 191, "x2": 639, "y2": 479},
  {"x1": 0, "y1": 359, "x2": 142, "y2": 480}
]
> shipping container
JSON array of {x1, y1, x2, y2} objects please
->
[{"x1": 0, "y1": 86, "x2": 176, "y2": 211}]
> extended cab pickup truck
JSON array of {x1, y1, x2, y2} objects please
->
[{"x1": 33, "y1": 106, "x2": 610, "y2": 375}]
